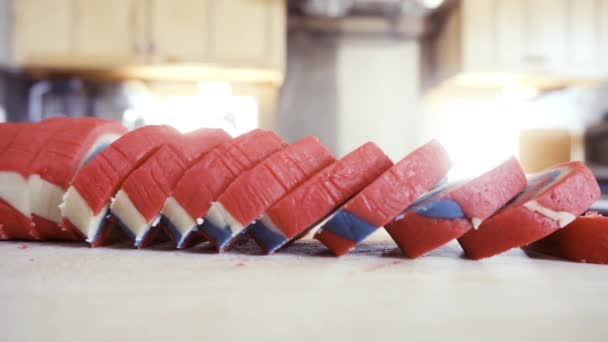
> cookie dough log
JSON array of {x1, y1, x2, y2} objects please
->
[
  {"x1": 0, "y1": 122, "x2": 30, "y2": 240},
  {"x1": 0, "y1": 118, "x2": 74, "y2": 240},
  {"x1": 161, "y1": 129, "x2": 286, "y2": 249},
  {"x1": 525, "y1": 211, "x2": 608, "y2": 264},
  {"x1": 110, "y1": 128, "x2": 230, "y2": 247},
  {"x1": 458, "y1": 161, "x2": 600, "y2": 260},
  {"x1": 29, "y1": 118, "x2": 127, "y2": 240},
  {"x1": 250, "y1": 142, "x2": 392, "y2": 255},
  {"x1": 201, "y1": 136, "x2": 334, "y2": 252},
  {"x1": 315, "y1": 139, "x2": 451, "y2": 256},
  {"x1": 60, "y1": 125, "x2": 180, "y2": 246},
  {"x1": 385, "y1": 157, "x2": 526, "y2": 258}
]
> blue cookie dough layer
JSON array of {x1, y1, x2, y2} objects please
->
[
  {"x1": 323, "y1": 210, "x2": 378, "y2": 243},
  {"x1": 522, "y1": 168, "x2": 562, "y2": 194},
  {"x1": 89, "y1": 209, "x2": 110, "y2": 243},
  {"x1": 402, "y1": 181, "x2": 462, "y2": 213},
  {"x1": 161, "y1": 216, "x2": 197, "y2": 249},
  {"x1": 110, "y1": 212, "x2": 137, "y2": 242},
  {"x1": 160, "y1": 215, "x2": 182, "y2": 244},
  {"x1": 200, "y1": 220, "x2": 234, "y2": 251},
  {"x1": 83, "y1": 142, "x2": 112, "y2": 166},
  {"x1": 415, "y1": 199, "x2": 465, "y2": 219},
  {"x1": 249, "y1": 221, "x2": 288, "y2": 253}
]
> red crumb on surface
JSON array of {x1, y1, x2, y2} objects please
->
[
  {"x1": 363, "y1": 260, "x2": 404, "y2": 272},
  {"x1": 18, "y1": 243, "x2": 28, "y2": 250}
]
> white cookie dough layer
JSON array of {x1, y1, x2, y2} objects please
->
[
  {"x1": 60, "y1": 186, "x2": 108, "y2": 242},
  {"x1": 110, "y1": 189, "x2": 153, "y2": 242},
  {"x1": 205, "y1": 202, "x2": 246, "y2": 235},
  {"x1": 29, "y1": 175, "x2": 64, "y2": 223},
  {"x1": 0, "y1": 172, "x2": 30, "y2": 217},
  {"x1": 29, "y1": 133, "x2": 121, "y2": 225},
  {"x1": 523, "y1": 200, "x2": 576, "y2": 228},
  {"x1": 161, "y1": 196, "x2": 198, "y2": 240}
]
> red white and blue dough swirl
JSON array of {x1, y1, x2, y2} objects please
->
[
  {"x1": 0, "y1": 118, "x2": 75, "y2": 240},
  {"x1": 109, "y1": 128, "x2": 231, "y2": 247},
  {"x1": 160, "y1": 129, "x2": 286, "y2": 248},
  {"x1": 28, "y1": 118, "x2": 127, "y2": 240},
  {"x1": 200, "y1": 136, "x2": 335, "y2": 252},
  {"x1": 526, "y1": 211, "x2": 608, "y2": 264},
  {"x1": 314, "y1": 139, "x2": 451, "y2": 256},
  {"x1": 249, "y1": 142, "x2": 393, "y2": 254},
  {"x1": 60, "y1": 125, "x2": 181, "y2": 246},
  {"x1": 385, "y1": 157, "x2": 527, "y2": 258},
  {"x1": 458, "y1": 161, "x2": 600, "y2": 260}
]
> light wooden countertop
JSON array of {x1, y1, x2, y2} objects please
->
[{"x1": 1, "y1": 230, "x2": 607, "y2": 342}]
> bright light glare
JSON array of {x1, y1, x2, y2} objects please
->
[
  {"x1": 198, "y1": 81, "x2": 232, "y2": 98},
  {"x1": 500, "y1": 83, "x2": 539, "y2": 101},
  {"x1": 123, "y1": 109, "x2": 139, "y2": 123},
  {"x1": 227, "y1": 96, "x2": 259, "y2": 136},
  {"x1": 122, "y1": 81, "x2": 259, "y2": 136},
  {"x1": 419, "y1": 0, "x2": 444, "y2": 10},
  {"x1": 437, "y1": 99, "x2": 520, "y2": 181}
]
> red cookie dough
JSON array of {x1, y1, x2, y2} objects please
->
[
  {"x1": 29, "y1": 118, "x2": 127, "y2": 240},
  {"x1": 200, "y1": 136, "x2": 335, "y2": 252},
  {"x1": 458, "y1": 161, "x2": 600, "y2": 260},
  {"x1": 0, "y1": 122, "x2": 29, "y2": 240},
  {"x1": 385, "y1": 157, "x2": 526, "y2": 258},
  {"x1": 60, "y1": 125, "x2": 180, "y2": 245},
  {"x1": 250, "y1": 142, "x2": 392, "y2": 254},
  {"x1": 162, "y1": 129, "x2": 286, "y2": 248},
  {"x1": 110, "y1": 128, "x2": 231, "y2": 247},
  {"x1": 0, "y1": 117, "x2": 74, "y2": 240},
  {"x1": 526, "y1": 211, "x2": 608, "y2": 264},
  {"x1": 315, "y1": 139, "x2": 451, "y2": 256}
]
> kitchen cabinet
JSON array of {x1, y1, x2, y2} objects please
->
[
  {"x1": 434, "y1": 0, "x2": 608, "y2": 87},
  {"x1": 3, "y1": 0, "x2": 286, "y2": 84},
  {"x1": 75, "y1": 0, "x2": 145, "y2": 66},
  {"x1": 12, "y1": 0, "x2": 73, "y2": 66},
  {"x1": 12, "y1": 0, "x2": 145, "y2": 68},
  {"x1": 148, "y1": 0, "x2": 285, "y2": 70},
  {"x1": 211, "y1": 0, "x2": 285, "y2": 70},
  {"x1": 149, "y1": 0, "x2": 211, "y2": 63}
]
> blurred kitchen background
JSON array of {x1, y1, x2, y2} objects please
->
[{"x1": 2, "y1": 0, "x2": 608, "y2": 208}]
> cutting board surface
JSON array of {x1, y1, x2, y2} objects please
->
[{"x1": 1, "y1": 230, "x2": 607, "y2": 342}]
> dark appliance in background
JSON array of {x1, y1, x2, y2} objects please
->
[
  {"x1": 0, "y1": 70, "x2": 128, "y2": 122},
  {"x1": 584, "y1": 112, "x2": 608, "y2": 213},
  {"x1": 27, "y1": 78, "x2": 128, "y2": 122},
  {"x1": 28, "y1": 78, "x2": 87, "y2": 120},
  {"x1": 0, "y1": 69, "x2": 32, "y2": 122}
]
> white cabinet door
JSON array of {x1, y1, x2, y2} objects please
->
[
  {"x1": 9, "y1": 0, "x2": 286, "y2": 77},
  {"x1": 13, "y1": 0, "x2": 73, "y2": 65},
  {"x1": 599, "y1": 0, "x2": 608, "y2": 67},
  {"x1": 437, "y1": 0, "x2": 608, "y2": 85},
  {"x1": 211, "y1": 0, "x2": 285, "y2": 69},
  {"x1": 521, "y1": 0, "x2": 568, "y2": 72},
  {"x1": 75, "y1": 0, "x2": 143, "y2": 66},
  {"x1": 149, "y1": 0, "x2": 211, "y2": 63},
  {"x1": 494, "y1": 0, "x2": 524, "y2": 70},
  {"x1": 569, "y1": 0, "x2": 596, "y2": 66},
  {"x1": 460, "y1": 0, "x2": 608, "y2": 77},
  {"x1": 461, "y1": 0, "x2": 496, "y2": 72}
]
